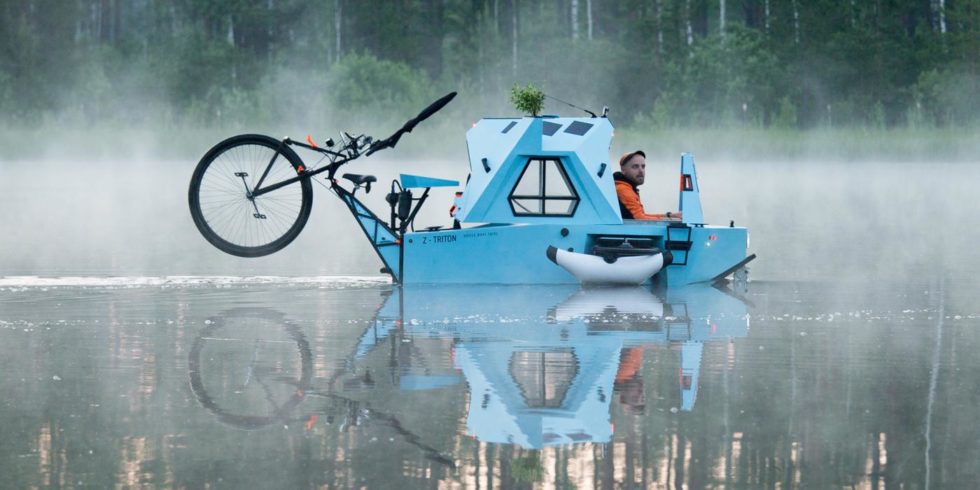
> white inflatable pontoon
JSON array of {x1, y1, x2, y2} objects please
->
[{"x1": 546, "y1": 245, "x2": 671, "y2": 285}]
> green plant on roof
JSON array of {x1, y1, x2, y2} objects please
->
[{"x1": 510, "y1": 83, "x2": 545, "y2": 117}]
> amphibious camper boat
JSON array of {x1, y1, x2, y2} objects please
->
[{"x1": 189, "y1": 92, "x2": 754, "y2": 286}]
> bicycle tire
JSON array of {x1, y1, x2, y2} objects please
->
[
  {"x1": 189, "y1": 134, "x2": 313, "y2": 257},
  {"x1": 188, "y1": 308, "x2": 313, "y2": 429}
]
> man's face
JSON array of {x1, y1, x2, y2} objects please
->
[{"x1": 621, "y1": 154, "x2": 646, "y2": 186}]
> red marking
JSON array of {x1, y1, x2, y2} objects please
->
[
  {"x1": 455, "y1": 192, "x2": 463, "y2": 197},
  {"x1": 711, "y1": 323, "x2": 717, "y2": 334},
  {"x1": 306, "y1": 134, "x2": 318, "y2": 148},
  {"x1": 296, "y1": 165, "x2": 305, "y2": 173},
  {"x1": 680, "y1": 174, "x2": 694, "y2": 191},
  {"x1": 395, "y1": 240, "x2": 402, "y2": 245},
  {"x1": 449, "y1": 205, "x2": 457, "y2": 217},
  {"x1": 305, "y1": 415, "x2": 318, "y2": 430},
  {"x1": 708, "y1": 234, "x2": 717, "y2": 241}
]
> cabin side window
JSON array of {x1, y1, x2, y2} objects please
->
[{"x1": 508, "y1": 158, "x2": 579, "y2": 216}]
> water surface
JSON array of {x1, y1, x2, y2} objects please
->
[
  {"x1": 3, "y1": 155, "x2": 979, "y2": 487},
  {"x1": 1, "y1": 277, "x2": 977, "y2": 488}
]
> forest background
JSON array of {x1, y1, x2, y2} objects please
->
[{"x1": 0, "y1": 0, "x2": 977, "y2": 160}]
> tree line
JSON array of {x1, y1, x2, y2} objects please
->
[{"x1": 0, "y1": 0, "x2": 976, "y2": 129}]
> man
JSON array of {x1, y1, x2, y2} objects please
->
[{"x1": 614, "y1": 150, "x2": 682, "y2": 221}]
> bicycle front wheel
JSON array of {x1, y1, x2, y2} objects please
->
[{"x1": 189, "y1": 134, "x2": 313, "y2": 257}]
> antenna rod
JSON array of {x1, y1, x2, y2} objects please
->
[{"x1": 544, "y1": 94, "x2": 597, "y2": 118}]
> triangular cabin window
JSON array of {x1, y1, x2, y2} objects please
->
[{"x1": 509, "y1": 158, "x2": 579, "y2": 216}]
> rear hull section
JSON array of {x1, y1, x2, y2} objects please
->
[{"x1": 400, "y1": 222, "x2": 748, "y2": 286}]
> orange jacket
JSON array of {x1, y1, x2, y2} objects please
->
[
  {"x1": 615, "y1": 347, "x2": 645, "y2": 382},
  {"x1": 614, "y1": 172, "x2": 670, "y2": 220}
]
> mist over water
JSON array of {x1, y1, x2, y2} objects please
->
[{"x1": 2, "y1": 151, "x2": 977, "y2": 283}]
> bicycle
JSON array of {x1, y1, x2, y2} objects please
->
[
  {"x1": 187, "y1": 92, "x2": 457, "y2": 258},
  {"x1": 188, "y1": 307, "x2": 313, "y2": 429}
]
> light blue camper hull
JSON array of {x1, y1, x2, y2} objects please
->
[{"x1": 400, "y1": 222, "x2": 747, "y2": 286}]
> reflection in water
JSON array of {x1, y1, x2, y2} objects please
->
[
  {"x1": 185, "y1": 284, "x2": 749, "y2": 489},
  {"x1": 187, "y1": 305, "x2": 457, "y2": 468},
  {"x1": 509, "y1": 349, "x2": 578, "y2": 409},
  {"x1": 352, "y1": 284, "x2": 748, "y2": 449},
  {"x1": 4, "y1": 280, "x2": 979, "y2": 488},
  {"x1": 188, "y1": 308, "x2": 312, "y2": 429},
  {"x1": 184, "y1": 284, "x2": 746, "y2": 485},
  {"x1": 924, "y1": 278, "x2": 945, "y2": 490}
]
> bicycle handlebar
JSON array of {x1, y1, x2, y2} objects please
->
[
  {"x1": 409, "y1": 91, "x2": 458, "y2": 130},
  {"x1": 366, "y1": 91, "x2": 457, "y2": 156}
]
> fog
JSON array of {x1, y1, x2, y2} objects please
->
[{"x1": 3, "y1": 140, "x2": 978, "y2": 285}]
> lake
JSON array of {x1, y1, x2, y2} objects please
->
[{"x1": 1, "y1": 156, "x2": 979, "y2": 488}]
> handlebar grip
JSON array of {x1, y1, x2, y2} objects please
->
[
  {"x1": 364, "y1": 92, "x2": 457, "y2": 157},
  {"x1": 411, "y1": 92, "x2": 457, "y2": 127}
]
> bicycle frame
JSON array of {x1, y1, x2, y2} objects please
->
[
  {"x1": 243, "y1": 135, "x2": 410, "y2": 283},
  {"x1": 251, "y1": 90, "x2": 460, "y2": 200},
  {"x1": 250, "y1": 137, "x2": 356, "y2": 198}
]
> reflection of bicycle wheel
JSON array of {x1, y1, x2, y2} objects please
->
[
  {"x1": 188, "y1": 134, "x2": 313, "y2": 257},
  {"x1": 188, "y1": 308, "x2": 312, "y2": 429}
]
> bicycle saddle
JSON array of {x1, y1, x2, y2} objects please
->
[{"x1": 342, "y1": 173, "x2": 377, "y2": 186}]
